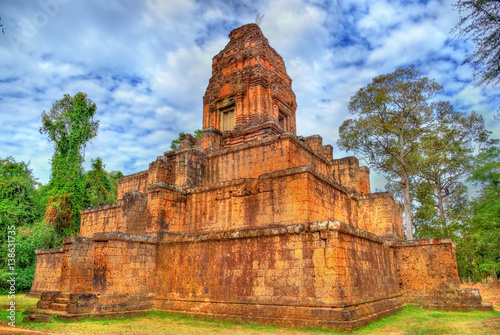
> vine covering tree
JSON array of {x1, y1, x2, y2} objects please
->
[{"x1": 40, "y1": 92, "x2": 99, "y2": 235}]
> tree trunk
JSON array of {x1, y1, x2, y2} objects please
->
[
  {"x1": 402, "y1": 176, "x2": 414, "y2": 240},
  {"x1": 436, "y1": 189, "x2": 447, "y2": 229}
]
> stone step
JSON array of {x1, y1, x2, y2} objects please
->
[
  {"x1": 56, "y1": 292, "x2": 70, "y2": 300},
  {"x1": 36, "y1": 300, "x2": 51, "y2": 310},
  {"x1": 49, "y1": 303, "x2": 68, "y2": 312},
  {"x1": 23, "y1": 314, "x2": 52, "y2": 323},
  {"x1": 55, "y1": 298, "x2": 70, "y2": 304}
]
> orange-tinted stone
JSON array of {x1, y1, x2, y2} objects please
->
[{"x1": 30, "y1": 23, "x2": 489, "y2": 330}]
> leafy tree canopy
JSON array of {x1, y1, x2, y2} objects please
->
[
  {"x1": 0, "y1": 157, "x2": 41, "y2": 235},
  {"x1": 338, "y1": 65, "x2": 443, "y2": 240},
  {"x1": 454, "y1": 0, "x2": 500, "y2": 86},
  {"x1": 413, "y1": 101, "x2": 489, "y2": 230}
]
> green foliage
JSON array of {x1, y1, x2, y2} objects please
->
[
  {"x1": 170, "y1": 129, "x2": 202, "y2": 149},
  {"x1": 338, "y1": 65, "x2": 443, "y2": 240},
  {"x1": 463, "y1": 144, "x2": 500, "y2": 281},
  {"x1": 413, "y1": 101, "x2": 488, "y2": 233},
  {"x1": 0, "y1": 157, "x2": 59, "y2": 293},
  {"x1": 0, "y1": 92, "x2": 122, "y2": 294},
  {"x1": 84, "y1": 157, "x2": 123, "y2": 208},
  {"x1": 453, "y1": 0, "x2": 500, "y2": 86},
  {"x1": 0, "y1": 157, "x2": 41, "y2": 237},
  {"x1": 40, "y1": 92, "x2": 99, "y2": 233},
  {"x1": 0, "y1": 222, "x2": 59, "y2": 293},
  {"x1": 338, "y1": 65, "x2": 492, "y2": 243}
]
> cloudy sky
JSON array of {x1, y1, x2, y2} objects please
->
[{"x1": 0, "y1": 0, "x2": 498, "y2": 190}]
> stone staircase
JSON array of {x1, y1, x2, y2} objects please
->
[
  {"x1": 25, "y1": 291, "x2": 152, "y2": 321},
  {"x1": 35, "y1": 291, "x2": 70, "y2": 313}
]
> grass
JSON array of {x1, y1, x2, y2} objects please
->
[{"x1": 0, "y1": 294, "x2": 498, "y2": 334}]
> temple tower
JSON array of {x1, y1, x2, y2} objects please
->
[{"x1": 202, "y1": 24, "x2": 297, "y2": 134}]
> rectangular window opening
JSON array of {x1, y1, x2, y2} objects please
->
[
  {"x1": 221, "y1": 109, "x2": 235, "y2": 131},
  {"x1": 278, "y1": 113, "x2": 287, "y2": 131}
]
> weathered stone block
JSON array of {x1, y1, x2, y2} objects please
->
[{"x1": 23, "y1": 314, "x2": 52, "y2": 323}]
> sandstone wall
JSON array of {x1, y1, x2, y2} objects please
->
[
  {"x1": 154, "y1": 221, "x2": 401, "y2": 328},
  {"x1": 205, "y1": 134, "x2": 331, "y2": 185},
  {"x1": 59, "y1": 237, "x2": 94, "y2": 293},
  {"x1": 92, "y1": 233, "x2": 156, "y2": 293},
  {"x1": 394, "y1": 239, "x2": 461, "y2": 303},
  {"x1": 357, "y1": 193, "x2": 404, "y2": 240},
  {"x1": 117, "y1": 171, "x2": 149, "y2": 199},
  {"x1": 183, "y1": 167, "x2": 356, "y2": 233},
  {"x1": 80, "y1": 204, "x2": 120, "y2": 238},
  {"x1": 147, "y1": 182, "x2": 187, "y2": 232},
  {"x1": 30, "y1": 248, "x2": 64, "y2": 294},
  {"x1": 331, "y1": 157, "x2": 370, "y2": 195}
]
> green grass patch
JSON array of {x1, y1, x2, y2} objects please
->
[
  {"x1": 0, "y1": 293, "x2": 38, "y2": 327},
  {"x1": 1, "y1": 296, "x2": 498, "y2": 334}
]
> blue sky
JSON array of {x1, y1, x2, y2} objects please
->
[{"x1": 0, "y1": 0, "x2": 498, "y2": 190}]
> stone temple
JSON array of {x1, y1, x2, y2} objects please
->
[{"x1": 29, "y1": 24, "x2": 489, "y2": 331}]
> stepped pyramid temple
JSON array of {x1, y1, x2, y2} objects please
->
[{"x1": 29, "y1": 24, "x2": 490, "y2": 330}]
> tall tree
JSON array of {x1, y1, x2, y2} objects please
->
[
  {"x1": 415, "y1": 101, "x2": 489, "y2": 228},
  {"x1": 453, "y1": 0, "x2": 500, "y2": 86},
  {"x1": 40, "y1": 92, "x2": 98, "y2": 234},
  {"x1": 338, "y1": 66, "x2": 443, "y2": 240}
]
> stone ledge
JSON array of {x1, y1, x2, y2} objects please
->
[
  {"x1": 24, "y1": 308, "x2": 148, "y2": 321},
  {"x1": 153, "y1": 293, "x2": 402, "y2": 309},
  {"x1": 92, "y1": 232, "x2": 158, "y2": 244},
  {"x1": 158, "y1": 220, "x2": 391, "y2": 246},
  {"x1": 153, "y1": 297, "x2": 403, "y2": 331},
  {"x1": 394, "y1": 238, "x2": 454, "y2": 247},
  {"x1": 419, "y1": 304, "x2": 493, "y2": 311},
  {"x1": 81, "y1": 202, "x2": 119, "y2": 213},
  {"x1": 63, "y1": 236, "x2": 93, "y2": 244},
  {"x1": 35, "y1": 247, "x2": 64, "y2": 255},
  {"x1": 147, "y1": 182, "x2": 187, "y2": 195}
]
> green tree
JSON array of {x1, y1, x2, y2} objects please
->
[
  {"x1": 40, "y1": 92, "x2": 99, "y2": 235},
  {"x1": 0, "y1": 157, "x2": 59, "y2": 293},
  {"x1": 453, "y1": 0, "x2": 500, "y2": 86},
  {"x1": 414, "y1": 101, "x2": 489, "y2": 231},
  {"x1": 338, "y1": 66, "x2": 443, "y2": 240},
  {"x1": 85, "y1": 157, "x2": 123, "y2": 208},
  {"x1": 0, "y1": 157, "x2": 41, "y2": 236},
  {"x1": 468, "y1": 144, "x2": 500, "y2": 281}
]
